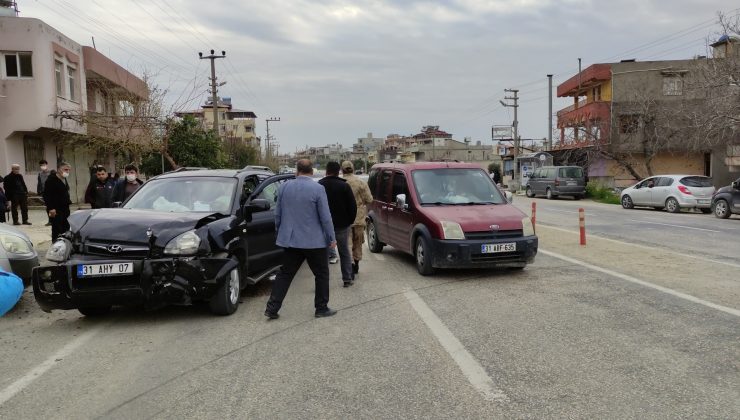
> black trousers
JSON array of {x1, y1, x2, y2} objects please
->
[
  {"x1": 10, "y1": 194, "x2": 28, "y2": 223},
  {"x1": 266, "y1": 247, "x2": 330, "y2": 313},
  {"x1": 50, "y1": 211, "x2": 70, "y2": 242}
]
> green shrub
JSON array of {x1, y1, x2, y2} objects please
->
[{"x1": 585, "y1": 182, "x2": 621, "y2": 205}]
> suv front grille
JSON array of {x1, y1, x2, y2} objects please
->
[
  {"x1": 84, "y1": 242, "x2": 150, "y2": 259},
  {"x1": 464, "y1": 230, "x2": 523, "y2": 241}
]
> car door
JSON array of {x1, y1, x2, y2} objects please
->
[
  {"x1": 630, "y1": 178, "x2": 654, "y2": 206},
  {"x1": 387, "y1": 171, "x2": 414, "y2": 253},
  {"x1": 731, "y1": 178, "x2": 740, "y2": 213},
  {"x1": 651, "y1": 177, "x2": 673, "y2": 206},
  {"x1": 375, "y1": 170, "x2": 394, "y2": 243},
  {"x1": 245, "y1": 174, "x2": 295, "y2": 275}
]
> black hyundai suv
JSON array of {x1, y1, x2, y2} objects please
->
[
  {"x1": 32, "y1": 168, "x2": 293, "y2": 316},
  {"x1": 711, "y1": 177, "x2": 740, "y2": 219}
]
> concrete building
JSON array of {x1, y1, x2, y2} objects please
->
[
  {"x1": 1, "y1": 15, "x2": 148, "y2": 202},
  {"x1": 555, "y1": 37, "x2": 739, "y2": 187},
  {"x1": 175, "y1": 97, "x2": 259, "y2": 150}
]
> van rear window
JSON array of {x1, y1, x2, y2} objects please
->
[
  {"x1": 559, "y1": 167, "x2": 583, "y2": 178},
  {"x1": 679, "y1": 176, "x2": 713, "y2": 187}
]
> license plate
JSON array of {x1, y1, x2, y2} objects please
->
[
  {"x1": 77, "y1": 263, "x2": 134, "y2": 277},
  {"x1": 481, "y1": 243, "x2": 516, "y2": 253},
  {"x1": 567, "y1": 181, "x2": 577, "y2": 186},
  {"x1": 697, "y1": 199, "x2": 710, "y2": 204}
]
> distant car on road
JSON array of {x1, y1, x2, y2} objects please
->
[
  {"x1": 0, "y1": 223, "x2": 39, "y2": 286},
  {"x1": 620, "y1": 175, "x2": 715, "y2": 213},
  {"x1": 711, "y1": 177, "x2": 740, "y2": 219},
  {"x1": 525, "y1": 166, "x2": 586, "y2": 200}
]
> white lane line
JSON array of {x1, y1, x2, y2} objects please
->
[
  {"x1": 627, "y1": 220, "x2": 721, "y2": 233},
  {"x1": 404, "y1": 290, "x2": 508, "y2": 402},
  {"x1": 0, "y1": 325, "x2": 104, "y2": 406},
  {"x1": 538, "y1": 224, "x2": 740, "y2": 270},
  {"x1": 540, "y1": 249, "x2": 740, "y2": 318}
]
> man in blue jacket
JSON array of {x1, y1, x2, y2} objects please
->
[{"x1": 265, "y1": 159, "x2": 337, "y2": 319}]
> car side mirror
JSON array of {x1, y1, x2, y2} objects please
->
[
  {"x1": 395, "y1": 194, "x2": 408, "y2": 210},
  {"x1": 241, "y1": 199, "x2": 271, "y2": 221},
  {"x1": 504, "y1": 191, "x2": 514, "y2": 203},
  {"x1": 732, "y1": 181, "x2": 739, "y2": 189},
  {"x1": 112, "y1": 201, "x2": 122, "y2": 208}
]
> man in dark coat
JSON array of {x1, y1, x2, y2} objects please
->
[
  {"x1": 4, "y1": 164, "x2": 30, "y2": 225},
  {"x1": 319, "y1": 161, "x2": 357, "y2": 287},
  {"x1": 44, "y1": 162, "x2": 72, "y2": 242},
  {"x1": 37, "y1": 160, "x2": 52, "y2": 226},
  {"x1": 111, "y1": 164, "x2": 144, "y2": 204},
  {"x1": 0, "y1": 176, "x2": 7, "y2": 223},
  {"x1": 84, "y1": 166, "x2": 116, "y2": 209}
]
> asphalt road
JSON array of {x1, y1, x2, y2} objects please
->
[{"x1": 1, "y1": 204, "x2": 739, "y2": 419}]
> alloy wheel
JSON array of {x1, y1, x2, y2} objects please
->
[
  {"x1": 714, "y1": 200, "x2": 729, "y2": 218},
  {"x1": 416, "y1": 241, "x2": 425, "y2": 267},
  {"x1": 229, "y1": 268, "x2": 240, "y2": 305}
]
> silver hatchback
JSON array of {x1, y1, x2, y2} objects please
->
[{"x1": 620, "y1": 175, "x2": 715, "y2": 213}]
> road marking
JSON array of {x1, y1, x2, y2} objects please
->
[
  {"x1": 540, "y1": 249, "x2": 740, "y2": 318},
  {"x1": 0, "y1": 325, "x2": 104, "y2": 406},
  {"x1": 404, "y1": 290, "x2": 508, "y2": 402},
  {"x1": 627, "y1": 220, "x2": 721, "y2": 233},
  {"x1": 538, "y1": 224, "x2": 740, "y2": 270}
]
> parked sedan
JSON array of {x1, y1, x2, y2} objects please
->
[
  {"x1": 0, "y1": 223, "x2": 39, "y2": 286},
  {"x1": 620, "y1": 175, "x2": 715, "y2": 213},
  {"x1": 711, "y1": 178, "x2": 740, "y2": 219}
]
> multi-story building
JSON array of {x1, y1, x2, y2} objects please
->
[
  {"x1": 556, "y1": 36, "x2": 739, "y2": 187},
  {"x1": 175, "y1": 97, "x2": 259, "y2": 149},
  {"x1": 0, "y1": 15, "x2": 148, "y2": 202}
]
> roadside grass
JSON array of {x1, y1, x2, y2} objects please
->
[{"x1": 586, "y1": 182, "x2": 621, "y2": 205}]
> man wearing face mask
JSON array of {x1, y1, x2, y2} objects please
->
[
  {"x1": 37, "y1": 160, "x2": 52, "y2": 226},
  {"x1": 44, "y1": 162, "x2": 72, "y2": 242},
  {"x1": 4, "y1": 164, "x2": 30, "y2": 226},
  {"x1": 84, "y1": 166, "x2": 116, "y2": 209},
  {"x1": 112, "y1": 164, "x2": 143, "y2": 204}
]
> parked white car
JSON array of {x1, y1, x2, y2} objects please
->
[
  {"x1": 620, "y1": 175, "x2": 715, "y2": 213},
  {"x1": 0, "y1": 223, "x2": 39, "y2": 286}
]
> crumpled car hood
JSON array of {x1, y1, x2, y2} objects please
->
[{"x1": 68, "y1": 208, "x2": 223, "y2": 246}]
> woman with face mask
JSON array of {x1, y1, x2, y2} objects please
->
[{"x1": 44, "y1": 162, "x2": 73, "y2": 242}]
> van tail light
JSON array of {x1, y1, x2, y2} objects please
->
[{"x1": 677, "y1": 185, "x2": 692, "y2": 195}]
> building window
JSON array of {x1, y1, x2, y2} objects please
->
[
  {"x1": 663, "y1": 76, "x2": 683, "y2": 96},
  {"x1": 592, "y1": 85, "x2": 602, "y2": 101},
  {"x1": 23, "y1": 136, "x2": 45, "y2": 173},
  {"x1": 55, "y1": 61, "x2": 63, "y2": 96},
  {"x1": 619, "y1": 115, "x2": 639, "y2": 134},
  {"x1": 3, "y1": 52, "x2": 33, "y2": 78},
  {"x1": 67, "y1": 65, "x2": 76, "y2": 101},
  {"x1": 118, "y1": 100, "x2": 134, "y2": 116}
]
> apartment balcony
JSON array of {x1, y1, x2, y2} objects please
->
[
  {"x1": 557, "y1": 64, "x2": 612, "y2": 98},
  {"x1": 557, "y1": 101, "x2": 610, "y2": 128}
]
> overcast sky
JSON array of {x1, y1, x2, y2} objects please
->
[{"x1": 19, "y1": 0, "x2": 735, "y2": 152}]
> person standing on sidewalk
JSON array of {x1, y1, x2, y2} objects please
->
[
  {"x1": 265, "y1": 159, "x2": 338, "y2": 319},
  {"x1": 341, "y1": 161, "x2": 373, "y2": 276},
  {"x1": 112, "y1": 164, "x2": 144, "y2": 203},
  {"x1": 37, "y1": 160, "x2": 52, "y2": 226},
  {"x1": 44, "y1": 162, "x2": 72, "y2": 242},
  {"x1": 84, "y1": 166, "x2": 116, "y2": 209},
  {"x1": 4, "y1": 164, "x2": 31, "y2": 226},
  {"x1": 319, "y1": 161, "x2": 357, "y2": 287},
  {"x1": 0, "y1": 177, "x2": 8, "y2": 224}
]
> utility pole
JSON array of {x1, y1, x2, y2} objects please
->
[
  {"x1": 198, "y1": 49, "x2": 226, "y2": 134},
  {"x1": 265, "y1": 117, "x2": 281, "y2": 160},
  {"x1": 500, "y1": 89, "x2": 519, "y2": 189},
  {"x1": 547, "y1": 74, "x2": 553, "y2": 150}
]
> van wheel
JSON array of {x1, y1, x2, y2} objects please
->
[
  {"x1": 525, "y1": 187, "x2": 534, "y2": 198},
  {"x1": 367, "y1": 220, "x2": 384, "y2": 253},
  {"x1": 209, "y1": 266, "x2": 241, "y2": 316},
  {"x1": 415, "y1": 236, "x2": 435, "y2": 276},
  {"x1": 713, "y1": 199, "x2": 730, "y2": 219},
  {"x1": 78, "y1": 306, "x2": 112, "y2": 317},
  {"x1": 665, "y1": 197, "x2": 681, "y2": 213},
  {"x1": 546, "y1": 188, "x2": 554, "y2": 200}
]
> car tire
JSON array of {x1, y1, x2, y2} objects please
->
[
  {"x1": 699, "y1": 208, "x2": 712, "y2": 214},
  {"x1": 78, "y1": 306, "x2": 112, "y2": 317},
  {"x1": 546, "y1": 188, "x2": 554, "y2": 200},
  {"x1": 621, "y1": 195, "x2": 634, "y2": 209},
  {"x1": 367, "y1": 220, "x2": 384, "y2": 253},
  {"x1": 525, "y1": 187, "x2": 534, "y2": 198},
  {"x1": 713, "y1": 199, "x2": 731, "y2": 219},
  {"x1": 665, "y1": 197, "x2": 681, "y2": 213},
  {"x1": 209, "y1": 266, "x2": 241, "y2": 316},
  {"x1": 414, "y1": 236, "x2": 435, "y2": 276}
]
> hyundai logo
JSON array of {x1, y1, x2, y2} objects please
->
[
  {"x1": 107, "y1": 245, "x2": 123, "y2": 253},
  {"x1": 489, "y1": 224, "x2": 500, "y2": 231}
]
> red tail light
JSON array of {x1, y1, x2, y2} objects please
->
[{"x1": 677, "y1": 185, "x2": 692, "y2": 195}]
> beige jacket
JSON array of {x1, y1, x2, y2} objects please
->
[{"x1": 344, "y1": 173, "x2": 373, "y2": 226}]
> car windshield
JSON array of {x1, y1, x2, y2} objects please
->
[
  {"x1": 559, "y1": 167, "x2": 583, "y2": 178},
  {"x1": 412, "y1": 168, "x2": 506, "y2": 205},
  {"x1": 679, "y1": 176, "x2": 713, "y2": 188},
  {"x1": 123, "y1": 177, "x2": 237, "y2": 213}
]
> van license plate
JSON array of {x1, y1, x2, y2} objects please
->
[
  {"x1": 77, "y1": 263, "x2": 134, "y2": 277},
  {"x1": 567, "y1": 181, "x2": 577, "y2": 186},
  {"x1": 481, "y1": 243, "x2": 516, "y2": 253}
]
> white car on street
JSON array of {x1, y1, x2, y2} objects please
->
[{"x1": 620, "y1": 175, "x2": 715, "y2": 213}]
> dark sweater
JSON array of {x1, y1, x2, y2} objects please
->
[
  {"x1": 44, "y1": 175, "x2": 71, "y2": 215},
  {"x1": 318, "y1": 176, "x2": 357, "y2": 230}
]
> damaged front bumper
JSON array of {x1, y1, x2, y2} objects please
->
[{"x1": 32, "y1": 255, "x2": 238, "y2": 312}]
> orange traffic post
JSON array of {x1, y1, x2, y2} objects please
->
[
  {"x1": 578, "y1": 208, "x2": 586, "y2": 246},
  {"x1": 531, "y1": 202, "x2": 537, "y2": 234}
]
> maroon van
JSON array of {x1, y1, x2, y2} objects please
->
[{"x1": 366, "y1": 162, "x2": 537, "y2": 275}]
